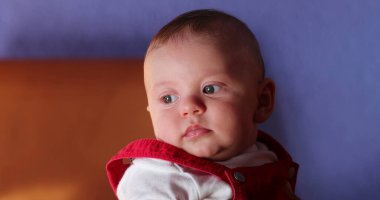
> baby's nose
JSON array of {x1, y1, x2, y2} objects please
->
[{"x1": 180, "y1": 96, "x2": 206, "y2": 117}]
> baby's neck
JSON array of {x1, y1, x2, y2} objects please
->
[{"x1": 216, "y1": 142, "x2": 278, "y2": 168}]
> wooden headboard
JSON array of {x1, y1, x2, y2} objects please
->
[{"x1": 0, "y1": 59, "x2": 153, "y2": 200}]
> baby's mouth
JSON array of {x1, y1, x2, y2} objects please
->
[{"x1": 184, "y1": 125, "x2": 211, "y2": 138}]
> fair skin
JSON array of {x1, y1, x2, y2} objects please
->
[{"x1": 144, "y1": 34, "x2": 275, "y2": 161}]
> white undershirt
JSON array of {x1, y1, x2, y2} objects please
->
[{"x1": 117, "y1": 142, "x2": 278, "y2": 200}]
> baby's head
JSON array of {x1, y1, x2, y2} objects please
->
[{"x1": 144, "y1": 9, "x2": 275, "y2": 161}]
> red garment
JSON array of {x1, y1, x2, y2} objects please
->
[{"x1": 106, "y1": 130, "x2": 299, "y2": 200}]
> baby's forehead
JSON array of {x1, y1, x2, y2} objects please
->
[
  {"x1": 149, "y1": 33, "x2": 244, "y2": 63},
  {"x1": 148, "y1": 33, "x2": 261, "y2": 72},
  {"x1": 145, "y1": 41, "x2": 261, "y2": 87}
]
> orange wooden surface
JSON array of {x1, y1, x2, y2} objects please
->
[{"x1": 0, "y1": 59, "x2": 153, "y2": 200}]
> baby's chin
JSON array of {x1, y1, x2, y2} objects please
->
[
  {"x1": 184, "y1": 145, "x2": 230, "y2": 161},
  {"x1": 158, "y1": 137, "x2": 232, "y2": 161}
]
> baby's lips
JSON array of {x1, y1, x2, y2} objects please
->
[{"x1": 184, "y1": 124, "x2": 211, "y2": 138}]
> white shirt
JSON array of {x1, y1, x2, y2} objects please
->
[{"x1": 117, "y1": 142, "x2": 278, "y2": 200}]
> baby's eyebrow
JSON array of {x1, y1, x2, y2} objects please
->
[{"x1": 150, "y1": 81, "x2": 176, "y2": 91}]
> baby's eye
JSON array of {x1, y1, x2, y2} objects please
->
[
  {"x1": 202, "y1": 85, "x2": 221, "y2": 94},
  {"x1": 161, "y1": 95, "x2": 178, "y2": 104}
]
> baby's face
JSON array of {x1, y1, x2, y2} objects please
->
[{"x1": 144, "y1": 36, "x2": 261, "y2": 161}]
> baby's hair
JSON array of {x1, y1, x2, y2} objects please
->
[{"x1": 147, "y1": 9, "x2": 266, "y2": 78}]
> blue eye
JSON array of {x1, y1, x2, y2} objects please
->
[
  {"x1": 203, "y1": 85, "x2": 221, "y2": 94},
  {"x1": 161, "y1": 95, "x2": 178, "y2": 104}
]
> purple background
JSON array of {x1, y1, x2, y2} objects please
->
[{"x1": 1, "y1": 0, "x2": 379, "y2": 199}]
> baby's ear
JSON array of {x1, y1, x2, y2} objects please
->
[{"x1": 253, "y1": 78, "x2": 276, "y2": 123}]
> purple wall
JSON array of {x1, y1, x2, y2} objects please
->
[{"x1": 1, "y1": 0, "x2": 379, "y2": 199}]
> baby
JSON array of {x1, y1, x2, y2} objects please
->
[{"x1": 107, "y1": 9, "x2": 299, "y2": 200}]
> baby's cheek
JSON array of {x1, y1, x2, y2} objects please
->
[{"x1": 153, "y1": 116, "x2": 177, "y2": 139}]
